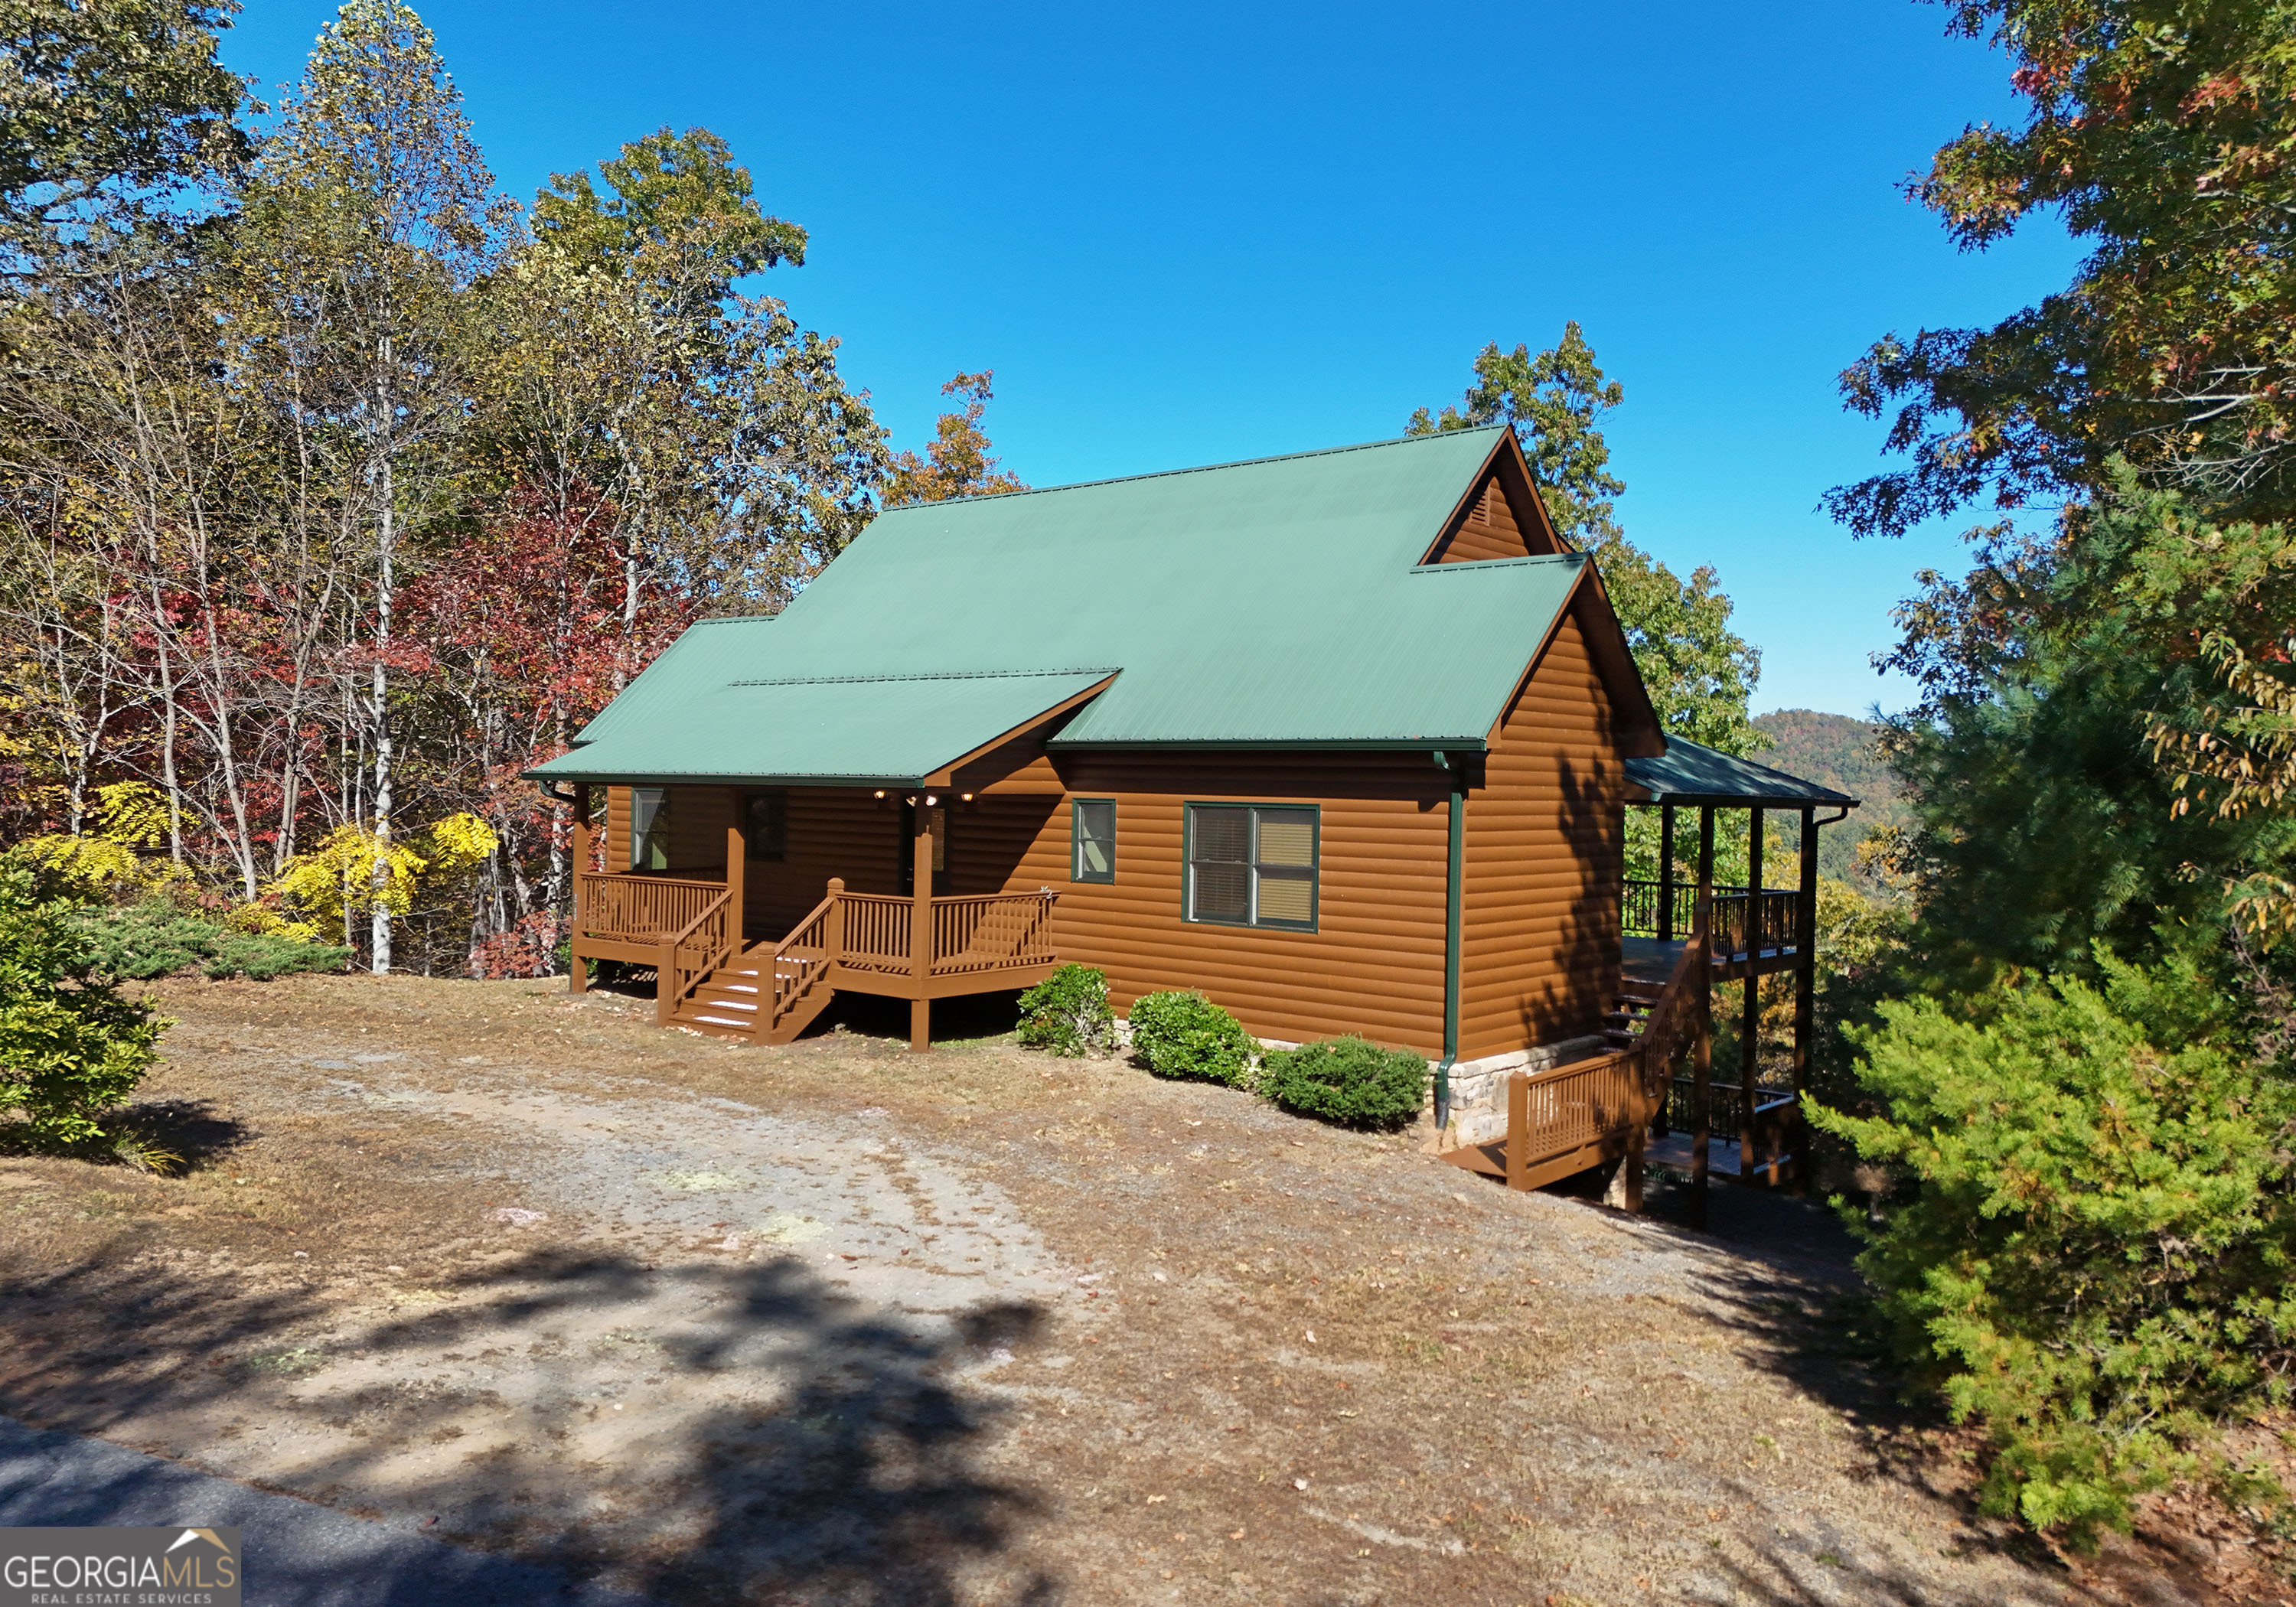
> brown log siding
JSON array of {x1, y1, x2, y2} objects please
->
[
  {"x1": 1457, "y1": 603, "x2": 1624, "y2": 1058},
  {"x1": 1001, "y1": 752, "x2": 1452, "y2": 1054}
]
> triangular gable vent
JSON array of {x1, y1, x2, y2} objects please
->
[{"x1": 1425, "y1": 475, "x2": 1534, "y2": 564}]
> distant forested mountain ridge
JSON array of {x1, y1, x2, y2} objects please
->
[{"x1": 1748, "y1": 709, "x2": 1906, "y2": 894}]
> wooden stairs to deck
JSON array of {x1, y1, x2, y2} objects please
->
[
  {"x1": 1602, "y1": 979, "x2": 1666, "y2": 1051},
  {"x1": 671, "y1": 944, "x2": 837, "y2": 1046}
]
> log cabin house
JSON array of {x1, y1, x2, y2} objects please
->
[{"x1": 529, "y1": 425, "x2": 1856, "y2": 1208}]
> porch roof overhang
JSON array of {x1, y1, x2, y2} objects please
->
[
  {"x1": 1623, "y1": 736, "x2": 1860, "y2": 810},
  {"x1": 523, "y1": 669, "x2": 1116, "y2": 788}
]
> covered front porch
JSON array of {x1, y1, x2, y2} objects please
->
[{"x1": 561, "y1": 784, "x2": 1061, "y2": 1050}]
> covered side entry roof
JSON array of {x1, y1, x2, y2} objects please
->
[
  {"x1": 529, "y1": 427, "x2": 1662, "y2": 786},
  {"x1": 1624, "y1": 737, "x2": 1860, "y2": 810},
  {"x1": 530, "y1": 668, "x2": 1115, "y2": 787}
]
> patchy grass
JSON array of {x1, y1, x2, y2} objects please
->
[{"x1": 0, "y1": 970, "x2": 2271, "y2": 1606}]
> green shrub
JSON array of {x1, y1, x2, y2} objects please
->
[
  {"x1": 75, "y1": 902, "x2": 349, "y2": 981},
  {"x1": 1016, "y1": 963, "x2": 1112, "y2": 1057},
  {"x1": 1806, "y1": 962, "x2": 2296, "y2": 1548},
  {"x1": 1127, "y1": 989, "x2": 1255, "y2": 1087},
  {"x1": 0, "y1": 867, "x2": 169, "y2": 1152},
  {"x1": 1261, "y1": 1036, "x2": 1429, "y2": 1130}
]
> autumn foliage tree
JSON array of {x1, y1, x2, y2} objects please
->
[
  {"x1": 0, "y1": 0, "x2": 890, "y2": 976},
  {"x1": 883, "y1": 371, "x2": 1028, "y2": 504}
]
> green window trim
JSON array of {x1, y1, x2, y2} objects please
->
[
  {"x1": 1071, "y1": 798, "x2": 1116, "y2": 883},
  {"x1": 1183, "y1": 802, "x2": 1319, "y2": 931}
]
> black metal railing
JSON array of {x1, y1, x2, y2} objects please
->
[{"x1": 1623, "y1": 879, "x2": 1800, "y2": 959}]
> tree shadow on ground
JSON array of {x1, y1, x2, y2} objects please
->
[
  {"x1": 1598, "y1": 1175, "x2": 2095, "y2": 1595},
  {"x1": 0, "y1": 1244, "x2": 1057, "y2": 1605},
  {"x1": 112, "y1": 1097, "x2": 252, "y2": 1171}
]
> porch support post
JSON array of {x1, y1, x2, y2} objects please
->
[
  {"x1": 1693, "y1": 804, "x2": 1714, "y2": 1227},
  {"x1": 724, "y1": 789, "x2": 746, "y2": 954},
  {"x1": 1793, "y1": 805, "x2": 1818, "y2": 1195},
  {"x1": 825, "y1": 878, "x2": 846, "y2": 974},
  {"x1": 569, "y1": 784, "x2": 591, "y2": 995},
  {"x1": 1657, "y1": 803, "x2": 1676, "y2": 943},
  {"x1": 910, "y1": 798, "x2": 933, "y2": 1051},
  {"x1": 1743, "y1": 807, "x2": 1763, "y2": 1180}
]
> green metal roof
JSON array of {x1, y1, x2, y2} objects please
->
[
  {"x1": 532, "y1": 427, "x2": 1628, "y2": 784},
  {"x1": 1623, "y1": 737, "x2": 1860, "y2": 808},
  {"x1": 532, "y1": 669, "x2": 1114, "y2": 785}
]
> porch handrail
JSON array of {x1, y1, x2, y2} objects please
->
[
  {"x1": 578, "y1": 871, "x2": 729, "y2": 942},
  {"x1": 1502, "y1": 1048, "x2": 1643, "y2": 1189},
  {"x1": 657, "y1": 889, "x2": 734, "y2": 1027},
  {"x1": 768, "y1": 889, "x2": 839, "y2": 1035},
  {"x1": 1637, "y1": 931, "x2": 1707, "y2": 1114}
]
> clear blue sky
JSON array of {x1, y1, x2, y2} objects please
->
[{"x1": 226, "y1": 0, "x2": 2079, "y2": 720}]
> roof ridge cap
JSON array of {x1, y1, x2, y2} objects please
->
[
  {"x1": 1407, "y1": 553, "x2": 1584, "y2": 575},
  {"x1": 879, "y1": 425, "x2": 1508, "y2": 513},
  {"x1": 726, "y1": 667, "x2": 1120, "y2": 687}
]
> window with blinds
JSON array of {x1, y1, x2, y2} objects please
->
[
  {"x1": 629, "y1": 787, "x2": 671, "y2": 871},
  {"x1": 1071, "y1": 799, "x2": 1115, "y2": 883},
  {"x1": 1185, "y1": 804, "x2": 1318, "y2": 929}
]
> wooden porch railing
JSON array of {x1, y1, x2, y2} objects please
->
[
  {"x1": 1500, "y1": 1048, "x2": 1642, "y2": 1188},
  {"x1": 657, "y1": 890, "x2": 734, "y2": 1027},
  {"x1": 578, "y1": 871, "x2": 727, "y2": 944},
  {"x1": 834, "y1": 892, "x2": 915, "y2": 976},
  {"x1": 767, "y1": 890, "x2": 838, "y2": 1037},
  {"x1": 932, "y1": 890, "x2": 1057, "y2": 974},
  {"x1": 1639, "y1": 931, "x2": 1707, "y2": 1126},
  {"x1": 575, "y1": 872, "x2": 1061, "y2": 1032}
]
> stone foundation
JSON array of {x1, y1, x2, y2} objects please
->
[{"x1": 1414, "y1": 1036, "x2": 1609, "y2": 1152}]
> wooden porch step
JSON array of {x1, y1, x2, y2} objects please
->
[{"x1": 673, "y1": 951, "x2": 838, "y2": 1047}]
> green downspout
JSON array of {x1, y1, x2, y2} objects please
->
[{"x1": 1435, "y1": 751, "x2": 1463, "y2": 1128}]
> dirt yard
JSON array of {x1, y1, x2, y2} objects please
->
[{"x1": 0, "y1": 973, "x2": 2272, "y2": 1605}]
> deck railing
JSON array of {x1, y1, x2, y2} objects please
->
[
  {"x1": 657, "y1": 891, "x2": 734, "y2": 1026},
  {"x1": 931, "y1": 890, "x2": 1058, "y2": 975},
  {"x1": 834, "y1": 892, "x2": 915, "y2": 976},
  {"x1": 1622, "y1": 878, "x2": 1714, "y2": 938},
  {"x1": 1714, "y1": 889, "x2": 1799, "y2": 960},
  {"x1": 768, "y1": 893, "x2": 837, "y2": 1034},
  {"x1": 577, "y1": 873, "x2": 1061, "y2": 1016},
  {"x1": 578, "y1": 871, "x2": 727, "y2": 943},
  {"x1": 1622, "y1": 879, "x2": 1800, "y2": 960},
  {"x1": 1504, "y1": 1048, "x2": 1643, "y2": 1185}
]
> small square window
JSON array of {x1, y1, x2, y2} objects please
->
[
  {"x1": 1072, "y1": 799, "x2": 1115, "y2": 883},
  {"x1": 629, "y1": 787, "x2": 671, "y2": 871}
]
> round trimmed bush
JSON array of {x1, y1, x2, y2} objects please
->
[
  {"x1": 1016, "y1": 963, "x2": 1113, "y2": 1057},
  {"x1": 1127, "y1": 989, "x2": 1255, "y2": 1087},
  {"x1": 1262, "y1": 1036, "x2": 1428, "y2": 1130}
]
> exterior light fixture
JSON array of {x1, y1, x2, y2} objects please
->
[{"x1": 925, "y1": 794, "x2": 937, "y2": 806}]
